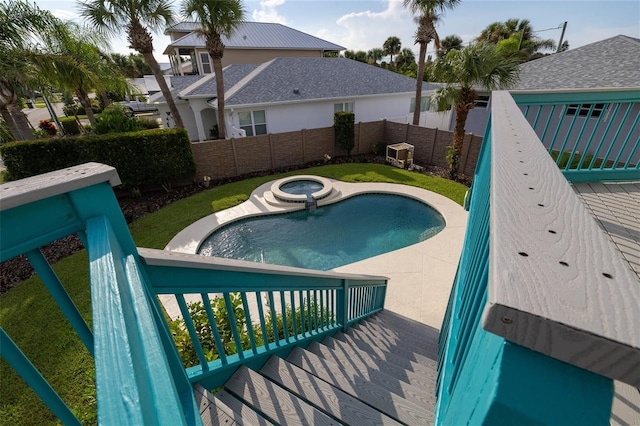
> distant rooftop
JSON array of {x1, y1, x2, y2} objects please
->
[
  {"x1": 163, "y1": 21, "x2": 345, "y2": 55},
  {"x1": 514, "y1": 35, "x2": 640, "y2": 91},
  {"x1": 157, "y1": 57, "x2": 434, "y2": 107}
]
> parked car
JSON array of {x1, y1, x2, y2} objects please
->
[{"x1": 117, "y1": 100, "x2": 158, "y2": 114}]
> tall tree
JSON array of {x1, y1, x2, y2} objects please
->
[
  {"x1": 181, "y1": 0, "x2": 244, "y2": 140},
  {"x1": 45, "y1": 23, "x2": 131, "y2": 127},
  {"x1": 477, "y1": 19, "x2": 556, "y2": 59},
  {"x1": 79, "y1": 0, "x2": 185, "y2": 128},
  {"x1": 403, "y1": 0, "x2": 460, "y2": 126},
  {"x1": 431, "y1": 42, "x2": 520, "y2": 178},
  {"x1": 395, "y1": 48, "x2": 417, "y2": 76},
  {"x1": 382, "y1": 36, "x2": 401, "y2": 65},
  {"x1": 367, "y1": 48, "x2": 384, "y2": 65},
  {"x1": 0, "y1": 0, "x2": 61, "y2": 140},
  {"x1": 438, "y1": 34, "x2": 463, "y2": 58}
]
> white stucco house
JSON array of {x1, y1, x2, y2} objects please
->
[{"x1": 149, "y1": 57, "x2": 440, "y2": 141}]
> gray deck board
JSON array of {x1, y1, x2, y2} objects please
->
[
  {"x1": 214, "y1": 389, "x2": 274, "y2": 426},
  {"x1": 348, "y1": 326, "x2": 438, "y2": 366},
  {"x1": 194, "y1": 385, "x2": 239, "y2": 426},
  {"x1": 334, "y1": 331, "x2": 436, "y2": 376},
  {"x1": 573, "y1": 181, "x2": 640, "y2": 280},
  {"x1": 287, "y1": 346, "x2": 432, "y2": 424},
  {"x1": 260, "y1": 356, "x2": 403, "y2": 426},
  {"x1": 360, "y1": 318, "x2": 439, "y2": 358},
  {"x1": 224, "y1": 366, "x2": 336, "y2": 426},
  {"x1": 321, "y1": 336, "x2": 437, "y2": 390},
  {"x1": 306, "y1": 341, "x2": 434, "y2": 409}
]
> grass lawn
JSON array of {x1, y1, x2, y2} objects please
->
[{"x1": 0, "y1": 163, "x2": 468, "y2": 425}]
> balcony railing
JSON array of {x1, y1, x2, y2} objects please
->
[
  {"x1": 436, "y1": 90, "x2": 639, "y2": 425},
  {"x1": 0, "y1": 163, "x2": 387, "y2": 425}
]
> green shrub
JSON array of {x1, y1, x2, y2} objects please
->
[
  {"x1": 169, "y1": 294, "x2": 333, "y2": 368},
  {"x1": 372, "y1": 141, "x2": 388, "y2": 156},
  {"x1": 0, "y1": 128, "x2": 196, "y2": 186},
  {"x1": 334, "y1": 111, "x2": 355, "y2": 155},
  {"x1": 94, "y1": 105, "x2": 141, "y2": 134},
  {"x1": 59, "y1": 117, "x2": 81, "y2": 135},
  {"x1": 137, "y1": 117, "x2": 160, "y2": 130}
]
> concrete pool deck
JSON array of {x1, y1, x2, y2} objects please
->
[{"x1": 163, "y1": 178, "x2": 468, "y2": 330}]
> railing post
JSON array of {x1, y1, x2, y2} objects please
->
[{"x1": 336, "y1": 279, "x2": 350, "y2": 332}]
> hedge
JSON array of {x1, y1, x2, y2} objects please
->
[
  {"x1": 0, "y1": 128, "x2": 196, "y2": 187},
  {"x1": 59, "y1": 117, "x2": 81, "y2": 135}
]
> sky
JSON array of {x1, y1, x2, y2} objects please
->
[{"x1": 32, "y1": 0, "x2": 640, "y2": 62}]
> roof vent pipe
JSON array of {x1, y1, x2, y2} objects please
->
[{"x1": 293, "y1": 88, "x2": 300, "y2": 94}]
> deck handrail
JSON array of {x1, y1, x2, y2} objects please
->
[
  {"x1": 435, "y1": 90, "x2": 639, "y2": 425},
  {"x1": 0, "y1": 163, "x2": 387, "y2": 424},
  {"x1": 511, "y1": 88, "x2": 639, "y2": 182},
  {"x1": 485, "y1": 91, "x2": 640, "y2": 384},
  {"x1": 139, "y1": 248, "x2": 387, "y2": 388}
]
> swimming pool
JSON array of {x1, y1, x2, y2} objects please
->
[{"x1": 198, "y1": 193, "x2": 445, "y2": 270}]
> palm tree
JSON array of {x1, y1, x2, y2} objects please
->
[
  {"x1": 382, "y1": 36, "x2": 401, "y2": 66},
  {"x1": 438, "y1": 34, "x2": 463, "y2": 58},
  {"x1": 395, "y1": 48, "x2": 417, "y2": 75},
  {"x1": 477, "y1": 19, "x2": 556, "y2": 59},
  {"x1": 403, "y1": 0, "x2": 460, "y2": 126},
  {"x1": 0, "y1": 0, "x2": 60, "y2": 140},
  {"x1": 45, "y1": 23, "x2": 131, "y2": 127},
  {"x1": 181, "y1": 0, "x2": 244, "y2": 139},
  {"x1": 367, "y1": 48, "x2": 384, "y2": 65},
  {"x1": 79, "y1": 0, "x2": 185, "y2": 128},
  {"x1": 431, "y1": 42, "x2": 520, "y2": 178}
]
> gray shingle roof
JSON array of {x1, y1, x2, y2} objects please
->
[
  {"x1": 184, "y1": 64, "x2": 260, "y2": 97},
  {"x1": 514, "y1": 35, "x2": 640, "y2": 90},
  {"x1": 224, "y1": 57, "x2": 436, "y2": 106},
  {"x1": 148, "y1": 75, "x2": 201, "y2": 103},
  {"x1": 163, "y1": 21, "x2": 344, "y2": 54}
]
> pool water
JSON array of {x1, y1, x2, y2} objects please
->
[
  {"x1": 198, "y1": 193, "x2": 445, "y2": 270},
  {"x1": 279, "y1": 180, "x2": 323, "y2": 196}
]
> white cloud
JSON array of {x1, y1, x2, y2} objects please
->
[
  {"x1": 316, "y1": 1, "x2": 425, "y2": 57},
  {"x1": 252, "y1": 0, "x2": 288, "y2": 25}
]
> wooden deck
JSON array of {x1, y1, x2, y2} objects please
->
[
  {"x1": 572, "y1": 181, "x2": 640, "y2": 281},
  {"x1": 195, "y1": 310, "x2": 439, "y2": 425},
  {"x1": 573, "y1": 181, "x2": 640, "y2": 426}
]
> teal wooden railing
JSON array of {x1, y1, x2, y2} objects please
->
[
  {"x1": 436, "y1": 90, "x2": 640, "y2": 425},
  {"x1": 512, "y1": 90, "x2": 639, "y2": 182},
  {"x1": 0, "y1": 163, "x2": 387, "y2": 424}
]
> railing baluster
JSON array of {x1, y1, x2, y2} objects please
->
[
  {"x1": 543, "y1": 105, "x2": 560, "y2": 153},
  {"x1": 268, "y1": 291, "x2": 278, "y2": 345},
  {"x1": 223, "y1": 293, "x2": 244, "y2": 359},
  {"x1": 280, "y1": 291, "x2": 289, "y2": 343},
  {"x1": 255, "y1": 291, "x2": 269, "y2": 349},
  {"x1": 176, "y1": 295, "x2": 209, "y2": 370},
  {"x1": 306, "y1": 290, "x2": 312, "y2": 333},
  {"x1": 588, "y1": 103, "x2": 621, "y2": 169},
  {"x1": 319, "y1": 289, "x2": 325, "y2": 329},
  {"x1": 624, "y1": 137, "x2": 640, "y2": 169},
  {"x1": 576, "y1": 104, "x2": 609, "y2": 170},
  {"x1": 532, "y1": 105, "x2": 542, "y2": 131},
  {"x1": 612, "y1": 111, "x2": 639, "y2": 169},
  {"x1": 25, "y1": 249, "x2": 94, "y2": 357},
  {"x1": 201, "y1": 294, "x2": 227, "y2": 365},
  {"x1": 314, "y1": 290, "x2": 319, "y2": 331},
  {"x1": 599, "y1": 102, "x2": 633, "y2": 169},
  {"x1": 555, "y1": 104, "x2": 582, "y2": 165},
  {"x1": 240, "y1": 292, "x2": 258, "y2": 355},
  {"x1": 290, "y1": 291, "x2": 298, "y2": 337},
  {"x1": 564, "y1": 104, "x2": 596, "y2": 170},
  {"x1": 299, "y1": 290, "x2": 306, "y2": 336},
  {"x1": 1, "y1": 329, "x2": 82, "y2": 426}
]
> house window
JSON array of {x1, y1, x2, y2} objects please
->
[
  {"x1": 334, "y1": 102, "x2": 354, "y2": 113},
  {"x1": 410, "y1": 97, "x2": 429, "y2": 113},
  {"x1": 566, "y1": 103, "x2": 606, "y2": 118},
  {"x1": 474, "y1": 95, "x2": 490, "y2": 109},
  {"x1": 200, "y1": 53, "x2": 212, "y2": 74},
  {"x1": 239, "y1": 110, "x2": 267, "y2": 136}
]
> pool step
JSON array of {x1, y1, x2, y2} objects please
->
[{"x1": 197, "y1": 310, "x2": 439, "y2": 425}]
